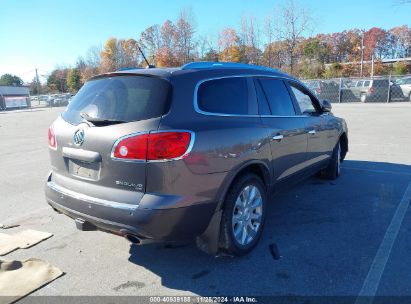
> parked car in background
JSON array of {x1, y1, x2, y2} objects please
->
[
  {"x1": 341, "y1": 78, "x2": 404, "y2": 102},
  {"x1": 45, "y1": 62, "x2": 348, "y2": 256},
  {"x1": 395, "y1": 77, "x2": 411, "y2": 101},
  {"x1": 304, "y1": 80, "x2": 340, "y2": 103}
]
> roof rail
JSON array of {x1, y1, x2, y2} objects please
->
[
  {"x1": 181, "y1": 61, "x2": 278, "y2": 72},
  {"x1": 116, "y1": 66, "x2": 144, "y2": 71}
]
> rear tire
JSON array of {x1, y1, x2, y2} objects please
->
[
  {"x1": 219, "y1": 173, "x2": 267, "y2": 256},
  {"x1": 321, "y1": 141, "x2": 341, "y2": 180}
]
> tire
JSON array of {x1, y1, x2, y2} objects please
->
[
  {"x1": 408, "y1": 92, "x2": 411, "y2": 102},
  {"x1": 360, "y1": 93, "x2": 366, "y2": 103},
  {"x1": 321, "y1": 141, "x2": 341, "y2": 180},
  {"x1": 219, "y1": 173, "x2": 267, "y2": 256}
]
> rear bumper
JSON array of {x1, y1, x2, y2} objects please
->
[{"x1": 45, "y1": 175, "x2": 216, "y2": 242}]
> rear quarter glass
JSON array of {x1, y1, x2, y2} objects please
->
[{"x1": 62, "y1": 76, "x2": 171, "y2": 126}]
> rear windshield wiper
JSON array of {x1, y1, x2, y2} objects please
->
[{"x1": 80, "y1": 113, "x2": 126, "y2": 126}]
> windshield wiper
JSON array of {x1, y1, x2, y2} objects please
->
[{"x1": 80, "y1": 112, "x2": 126, "y2": 126}]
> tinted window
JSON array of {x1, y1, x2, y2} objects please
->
[
  {"x1": 258, "y1": 78, "x2": 295, "y2": 116},
  {"x1": 364, "y1": 81, "x2": 371, "y2": 87},
  {"x1": 373, "y1": 79, "x2": 389, "y2": 87},
  {"x1": 290, "y1": 85, "x2": 318, "y2": 114},
  {"x1": 197, "y1": 77, "x2": 256, "y2": 115},
  {"x1": 254, "y1": 80, "x2": 271, "y2": 115},
  {"x1": 63, "y1": 76, "x2": 171, "y2": 125}
]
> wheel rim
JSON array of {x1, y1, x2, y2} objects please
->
[
  {"x1": 232, "y1": 185, "x2": 263, "y2": 246},
  {"x1": 337, "y1": 143, "x2": 341, "y2": 175}
]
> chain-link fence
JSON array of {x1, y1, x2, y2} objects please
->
[{"x1": 303, "y1": 74, "x2": 411, "y2": 103}]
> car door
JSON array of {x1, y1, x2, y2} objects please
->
[
  {"x1": 287, "y1": 82, "x2": 337, "y2": 170},
  {"x1": 254, "y1": 77, "x2": 308, "y2": 182}
]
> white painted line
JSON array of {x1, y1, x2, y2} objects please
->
[
  {"x1": 343, "y1": 166, "x2": 411, "y2": 176},
  {"x1": 356, "y1": 179, "x2": 411, "y2": 302}
]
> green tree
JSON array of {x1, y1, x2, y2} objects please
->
[
  {"x1": 67, "y1": 68, "x2": 81, "y2": 93},
  {"x1": 0, "y1": 74, "x2": 23, "y2": 86}
]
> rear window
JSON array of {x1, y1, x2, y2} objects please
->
[
  {"x1": 62, "y1": 76, "x2": 171, "y2": 125},
  {"x1": 197, "y1": 77, "x2": 257, "y2": 115}
]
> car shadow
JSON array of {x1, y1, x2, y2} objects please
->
[{"x1": 127, "y1": 160, "x2": 411, "y2": 296}]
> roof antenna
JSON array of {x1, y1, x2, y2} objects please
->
[{"x1": 137, "y1": 44, "x2": 155, "y2": 68}]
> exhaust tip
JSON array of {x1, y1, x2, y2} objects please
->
[{"x1": 125, "y1": 234, "x2": 141, "y2": 245}]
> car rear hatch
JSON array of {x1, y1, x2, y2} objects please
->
[{"x1": 48, "y1": 74, "x2": 171, "y2": 206}]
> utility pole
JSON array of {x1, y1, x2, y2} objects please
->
[
  {"x1": 35, "y1": 68, "x2": 40, "y2": 100},
  {"x1": 360, "y1": 30, "x2": 365, "y2": 77}
]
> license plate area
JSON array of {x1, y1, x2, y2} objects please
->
[{"x1": 68, "y1": 159, "x2": 100, "y2": 180}]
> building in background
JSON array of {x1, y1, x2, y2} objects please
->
[{"x1": 0, "y1": 85, "x2": 30, "y2": 110}]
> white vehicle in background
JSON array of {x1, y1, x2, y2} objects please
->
[{"x1": 395, "y1": 77, "x2": 411, "y2": 101}]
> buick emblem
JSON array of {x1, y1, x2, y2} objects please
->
[{"x1": 73, "y1": 129, "x2": 85, "y2": 146}]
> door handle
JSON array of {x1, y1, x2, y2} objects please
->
[
  {"x1": 308, "y1": 130, "x2": 316, "y2": 135},
  {"x1": 272, "y1": 134, "x2": 284, "y2": 141}
]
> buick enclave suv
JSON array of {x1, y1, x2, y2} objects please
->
[{"x1": 45, "y1": 62, "x2": 348, "y2": 256}]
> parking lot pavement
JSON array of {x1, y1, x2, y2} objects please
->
[{"x1": 1, "y1": 103, "x2": 411, "y2": 297}]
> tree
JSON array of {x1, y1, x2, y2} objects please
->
[
  {"x1": 67, "y1": 68, "x2": 81, "y2": 93},
  {"x1": 273, "y1": 0, "x2": 313, "y2": 73},
  {"x1": 239, "y1": 15, "x2": 261, "y2": 64},
  {"x1": 100, "y1": 38, "x2": 121, "y2": 72},
  {"x1": 139, "y1": 24, "x2": 161, "y2": 65},
  {"x1": 47, "y1": 68, "x2": 68, "y2": 93},
  {"x1": 263, "y1": 40, "x2": 287, "y2": 69},
  {"x1": 218, "y1": 28, "x2": 241, "y2": 62},
  {"x1": 174, "y1": 8, "x2": 196, "y2": 64},
  {"x1": 78, "y1": 45, "x2": 102, "y2": 84},
  {"x1": 28, "y1": 77, "x2": 40, "y2": 95},
  {"x1": 390, "y1": 25, "x2": 411, "y2": 57},
  {"x1": 364, "y1": 27, "x2": 391, "y2": 60},
  {"x1": 156, "y1": 20, "x2": 179, "y2": 67},
  {"x1": 0, "y1": 74, "x2": 23, "y2": 86}
]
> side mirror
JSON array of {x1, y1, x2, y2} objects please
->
[{"x1": 321, "y1": 99, "x2": 332, "y2": 112}]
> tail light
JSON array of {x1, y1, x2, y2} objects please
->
[
  {"x1": 112, "y1": 131, "x2": 193, "y2": 161},
  {"x1": 48, "y1": 126, "x2": 57, "y2": 150},
  {"x1": 369, "y1": 87, "x2": 374, "y2": 94},
  {"x1": 316, "y1": 87, "x2": 321, "y2": 94}
]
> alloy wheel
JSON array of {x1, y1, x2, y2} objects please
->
[{"x1": 232, "y1": 185, "x2": 263, "y2": 246}]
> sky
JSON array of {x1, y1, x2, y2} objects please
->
[{"x1": 0, "y1": 0, "x2": 409, "y2": 83}]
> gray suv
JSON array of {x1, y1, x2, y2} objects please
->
[{"x1": 45, "y1": 62, "x2": 348, "y2": 256}]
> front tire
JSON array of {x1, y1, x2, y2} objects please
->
[
  {"x1": 219, "y1": 173, "x2": 267, "y2": 256},
  {"x1": 321, "y1": 141, "x2": 341, "y2": 180}
]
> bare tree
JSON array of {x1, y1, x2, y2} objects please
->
[
  {"x1": 139, "y1": 25, "x2": 161, "y2": 64},
  {"x1": 239, "y1": 15, "x2": 261, "y2": 64},
  {"x1": 175, "y1": 8, "x2": 197, "y2": 64},
  {"x1": 264, "y1": 15, "x2": 275, "y2": 67},
  {"x1": 274, "y1": 0, "x2": 313, "y2": 73}
]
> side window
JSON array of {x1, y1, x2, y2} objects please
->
[
  {"x1": 289, "y1": 84, "x2": 318, "y2": 115},
  {"x1": 258, "y1": 78, "x2": 296, "y2": 116},
  {"x1": 363, "y1": 80, "x2": 371, "y2": 87},
  {"x1": 197, "y1": 77, "x2": 257, "y2": 115},
  {"x1": 254, "y1": 79, "x2": 271, "y2": 115}
]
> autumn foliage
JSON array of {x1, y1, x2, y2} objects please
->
[{"x1": 44, "y1": 4, "x2": 411, "y2": 93}]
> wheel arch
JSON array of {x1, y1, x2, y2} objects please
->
[
  {"x1": 339, "y1": 132, "x2": 348, "y2": 161},
  {"x1": 215, "y1": 160, "x2": 271, "y2": 212}
]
